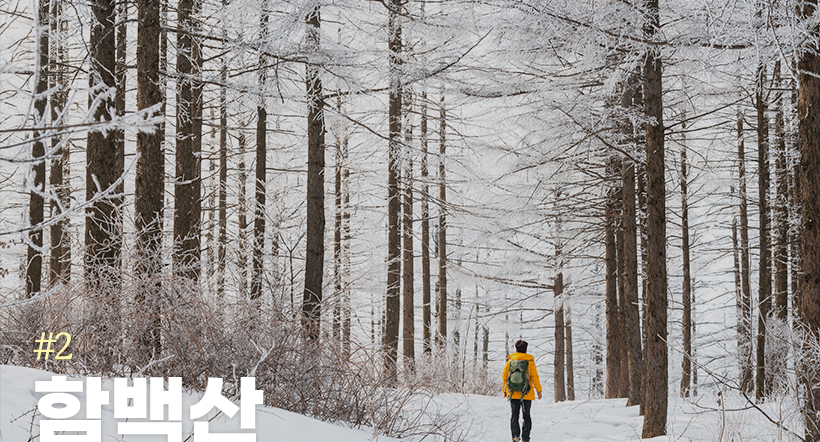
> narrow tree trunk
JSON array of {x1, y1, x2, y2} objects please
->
[
  {"x1": 738, "y1": 112, "x2": 754, "y2": 393},
  {"x1": 217, "y1": 10, "x2": 228, "y2": 304},
  {"x1": 616, "y1": 208, "x2": 630, "y2": 398},
  {"x1": 733, "y1": 213, "x2": 745, "y2": 390},
  {"x1": 641, "y1": 0, "x2": 668, "y2": 434},
  {"x1": 135, "y1": 0, "x2": 165, "y2": 357},
  {"x1": 49, "y1": 0, "x2": 70, "y2": 286},
  {"x1": 773, "y1": 61, "x2": 789, "y2": 321},
  {"x1": 482, "y1": 300, "x2": 490, "y2": 369},
  {"x1": 302, "y1": 5, "x2": 326, "y2": 340},
  {"x1": 605, "y1": 179, "x2": 621, "y2": 399},
  {"x1": 114, "y1": 0, "x2": 126, "y2": 229},
  {"x1": 756, "y1": 61, "x2": 771, "y2": 402},
  {"x1": 681, "y1": 147, "x2": 692, "y2": 398},
  {"x1": 565, "y1": 302, "x2": 575, "y2": 400},
  {"x1": 421, "y1": 88, "x2": 432, "y2": 356},
  {"x1": 402, "y1": 112, "x2": 416, "y2": 370},
  {"x1": 342, "y1": 122, "x2": 351, "y2": 355},
  {"x1": 384, "y1": 0, "x2": 403, "y2": 381},
  {"x1": 250, "y1": 0, "x2": 268, "y2": 305},
  {"x1": 26, "y1": 0, "x2": 49, "y2": 298},
  {"x1": 790, "y1": 77, "x2": 801, "y2": 317},
  {"x1": 238, "y1": 135, "x2": 248, "y2": 298},
  {"x1": 593, "y1": 302, "x2": 605, "y2": 397},
  {"x1": 623, "y1": 152, "x2": 642, "y2": 407},
  {"x1": 436, "y1": 91, "x2": 447, "y2": 353},
  {"x1": 554, "y1": 271, "x2": 566, "y2": 402},
  {"x1": 173, "y1": 0, "x2": 202, "y2": 280},
  {"x1": 637, "y1": 140, "x2": 648, "y2": 416},
  {"x1": 334, "y1": 120, "x2": 343, "y2": 341}
]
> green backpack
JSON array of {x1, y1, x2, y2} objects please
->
[{"x1": 507, "y1": 359, "x2": 530, "y2": 398}]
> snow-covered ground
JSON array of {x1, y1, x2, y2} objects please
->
[{"x1": 0, "y1": 365, "x2": 803, "y2": 442}]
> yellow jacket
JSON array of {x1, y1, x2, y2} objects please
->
[{"x1": 502, "y1": 352, "x2": 542, "y2": 400}]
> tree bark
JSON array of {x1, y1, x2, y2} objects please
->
[
  {"x1": 250, "y1": 1, "x2": 268, "y2": 304},
  {"x1": 773, "y1": 61, "x2": 789, "y2": 321},
  {"x1": 755, "y1": 60, "x2": 771, "y2": 402},
  {"x1": 135, "y1": 0, "x2": 165, "y2": 357},
  {"x1": 334, "y1": 119, "x2": 343, "y2": 342},
  {"x1": 173, "y1": 0, "x2": 202, "y2": 280},
  {"x1": 554, "y1": 271, "x2": 566, "y2": 402},
  {"x1": 604, "y1": 176, "x2": 621, "y2": 399},
  {"x1": 217, "y1": 7, "x2": 228, "y2": 304},
  {"x1": 48, "y1": 0, "x2": 70, "y2": 286},
  {"x1": 737, "y1": 112, "x2": 754, "y2": 393},
  {"x1": 641, "y1": 0, "x2": 668, "y2": 434},
  {"x1": 797, "y1": 1, "x2": 820, "y2": 437},
  {"x1": 86, "y1": 0, "x2": 121, "y2": 369},
  {"x1": 384, "y1": 0, "x2": 403, "y2": 382},
  {"x1": 623, "y1": 152, "x2": 642, "y2": 407},
  {"x1": 616, "y1": 208, "x2": 629, "y2": 398},
  {"x1": 421, "y1": 88, "x2": 432, "y2": 356},
  {"x1": 238, "y1": 135, "x2": 248, "y2": 299},
  {"x1": 437, "y1": 91, "x2": 448, "y2": 354},
  {"x1": 402, "y1": 109, "x2": 415, "y2": 370},
  {"x1": 26, "y1": 0, "x2": 48, "y2": 298},
  {"x1": 680, "y1": 147, "x2": 692, "y2": 398},
  {"x1": 565, "y1": 302, "x2": 575, "y2": 400}
]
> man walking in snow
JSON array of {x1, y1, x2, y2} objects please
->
[{"x1": 503, "y1": 340, "x2": 543, "y2": 442}]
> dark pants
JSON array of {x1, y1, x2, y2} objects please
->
[{"x1": 510, "y1": 399, "x2": 532, "y2": 441}]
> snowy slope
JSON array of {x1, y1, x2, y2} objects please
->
[
  {"x1": 0, "y1": 365, "x2": 399, "y2": 442},
  {"x1": 0, "y1": 365, "x2": 802, "y2": 442}
]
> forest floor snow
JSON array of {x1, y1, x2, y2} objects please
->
[{"x1": 0, "y1": 365, "x2": 803, "y2": 442}]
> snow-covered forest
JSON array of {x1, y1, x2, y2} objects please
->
[{"x1": 2, "y1": 0, "x2": 820, "y2": 439}]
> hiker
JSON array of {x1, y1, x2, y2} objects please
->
[{"x1": 502, "y1": 339, "x2": 543, "y2": 442}]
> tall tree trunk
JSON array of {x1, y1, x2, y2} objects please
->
[
  {"x1": 738, "y1": 112, "x2": 754, "y2": 393},
  {"x1": 637, "y1": 138, "x2": 648, "y2": 417},
  {"x1": 114, "y1": 0, "x2": 125, "y2": 228},
  {"x1": 604, "y1": 176, "x2": 621, "y2": 399},
  {"x1": 482, "y1": 300, "x2": 490, "y2": 369},
  {"x1": 616, "y1": 209, "x2": 629, "y2": 398},
  {"x1": 623, "y1": 150, "x2": 642, "y2": 407},
  {"x1": 421, "y1": 87, "x2": 432, "y2": 356},
  {"x1": 334, "y1": 117, "x2": 343, "y2": 342},
  {"x1": 641, "y1": 0, "x2": 668, "y2": 434},
  {"x1": 384, "y1": 0, "x2": 403, "y2": 381},
  {"x1": 790, "y1": 85, "x2": 802, "y2": 319},
  {"x1": 303, "y1": 5, "x2": 326, "y2": 341},
  {"x1": 733, "y1": 212, "x2": 746, "y2": 391},
  {"x1": 49, "y1": 0, "x2": 70, "y2": 286},
  {"x1": 756, "y1": 61, "x2": 771, "y2": 402},
  {"x1": 26, "y1": 0, "x2": 49, "y2": 298},
  {"x1": 403, "y1": 106, "x2": 416, "y2": 370},
  {"x1": 436, "y1": 90, "x2": 447, "y2": 353},
  {"x1": 135, "y1": 0, "x2": 165, "y2": 358},
  {"x1": 680, "y1": 147, "x2": 692, "y2": 398},
  {"x1": 238, "y1": 135, "x2": 248, "y2": 298},
  {"x1": 773, "y1": 61, "x2": 789, "y2": 321},
  {"x1": 593, "y1": 302, "x2": 605, "y2": 397},
  {"x1": 86, "y1": 0, "x2": 121, "y2": 369},
  {"x1": 173, "y1": 0, "x2": 202, "y2": 280},
  {"x1": 565, "y1": 302, "x2": 575, "y2": 400},
  {"x1": 797, "y1": 0, "x2": 820, "y2": 437},
  {"x1": 217, "y1": 7, "x2": 228, "y2": 304},
  {"x1": 554, "y1": 271, "x2": 566, "y2": 402},
  {"x1": 342, "y1": 127, "x2": 351, "y2": 356},
  {"x1": 251, "y1": 0, "x2": 268, "y2": 304}
]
